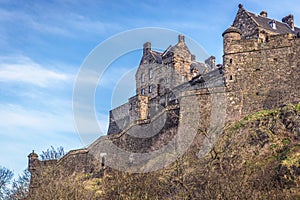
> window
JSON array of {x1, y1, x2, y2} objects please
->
[
  {"x1": 149, "y1": 85, "x2": 153, "y2": 93},
  {"x1": 101, "y1": 157, "x2": 105, "y2": 167},
  {"x1": 181, "y1": 75, "x2": 185, "y2": 82},
  {"x1": 149, "y1": 69, "x2": 153, "y2": 79},
  {"x1": 141, "y1": 88, "x2": 145, "y2": 95},
  {"x1": 269, "y1": 20, "x2": 276, "y2": 29},
  {"x1": 141, "y1": 73, "x2": 145, "y2": 83}
]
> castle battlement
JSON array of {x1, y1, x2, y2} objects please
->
[{"x1": 224, "y1": 33, "x2": 300, "y2": 55}]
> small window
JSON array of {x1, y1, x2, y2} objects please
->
[
  {"x1": 149, "y1": 85, "x2": 153, "y2": 93},
  {"x1": 141, "y1": 88, "x2": 145, "y2": 95},
  {"x1": 141, "y1": 73, "x2": 145, "y2": 83},
  {"x1": 181, "y1": 76, "x2": 185, "y2": 82},
  {"x1": 166, "y1": 78, "x2": 169, "y2": 83},
  {"x1": 149, "y1": 69, "x2": 153, "y2": 79},
  {"x1": 230, "y1": 59, "x2": 233, "y2": 64},
  {"x1": 269, "y1": 20, "x2": 276, "y2": 29},
  {"x1": 101, "y1": 157, "x2": 105, "y2": 167}
]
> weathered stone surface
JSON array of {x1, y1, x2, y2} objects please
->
[{"x1": 28, "y1": 5, "x2": 300, "y2": 199}]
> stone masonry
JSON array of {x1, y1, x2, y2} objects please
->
[{"x1": 28, "y1": 4, "x2": 300, "y2": 196}]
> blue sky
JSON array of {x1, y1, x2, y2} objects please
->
[{"x1": 0, "y1": 0, "x2": 299, "y2": 177}]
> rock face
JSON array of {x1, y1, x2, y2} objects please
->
[
  {"x1": 27, "y1": 103, "x2": 300, "y2": 200},
  {"x1": 27, "y1": 5, "x2": 300, "y2": 199}
]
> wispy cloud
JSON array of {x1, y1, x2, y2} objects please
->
[
  {"x1": 0, "y1": 6, "x2": 122, "y2": 38},
  {"x1": 0, "y1": 56, "x2": 71, "y2": 87},
  {"x1": 0, "y1": 103, "x2": 73, "y2": 134}
]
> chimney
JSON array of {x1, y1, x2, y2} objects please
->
[
  {"x1": 260, "y1": 11, "x2": 268, "y2": 17},
  {"x1": 143, "y1": 42, "x2": 151, "y2": 54},
  {"x1": 178, "y1": 34, "x2": 185, "y2": 43},
  {"x1": 282, "y1": 14, "x2": 295, "y2": 30},
  {"x1": 191, "y1": 54, "x2": 196, "y2": 61},
  {"x1": 205, "y1": 56, "x2": 216, "y2": 70}
]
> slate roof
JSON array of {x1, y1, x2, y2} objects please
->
[
  {"x1": 222, "y1": 26, "x2": 242, "y2": 36},
  {"x1": 245, "y1": 10, "x2": 300, "y2": 35},
  {"x1": 248, "y1": 12, "x2": 293, "y2": 34},
  {"x1": 190, "y1": 61, "x2": 208, "y2": 74},
  {"x1": 149, "y1": 50, "x2": 162, "y2": 64},
  {"x1": 294, "y1": 27, "x2": 300, "y2": 35}
]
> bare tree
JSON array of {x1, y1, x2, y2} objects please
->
[
  {"x1": 0, "y1": 166, "x2": 13, "y2": 198},
  {"x1": 6, "y1": 169, "x2": 30, "y2": 200},
  {"x1": 40, "y1": 146, "x2": 65, "y2": 161}
]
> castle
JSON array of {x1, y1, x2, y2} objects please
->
[{"x1": 27, "y1": 4, "x2": 300, "y2": 196}]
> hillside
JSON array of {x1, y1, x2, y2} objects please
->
[{"x1": 29, "y1": 103, "x2": 300, "y2": 199}]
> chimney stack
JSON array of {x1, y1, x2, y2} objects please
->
[
  {"x1": 178, "y1": 34, "x2": 185, "y2": 43},
  {"x1": 260, "y1": 11, "x2": 268, "y2": 17},
  {"x1": 191, "y1": 54, "x2": 196, "y2": 61},
  {"x1": 143, "y1": 42, "x2": 151, "y2": 54},
  {"x1": 282, "y1": 14, "x2": 295, "y2": 31}
]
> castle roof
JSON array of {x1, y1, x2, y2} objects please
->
[
  {"x1": 246, "y1": 11, "x2": 298, "y2": 35},
  {"x1": 234, "y1": 4, "x2": 300, "y2": 36},
  {"x1": 222, "y1": 26, "x2": 242, "y2": 36},
  {"x1": 149, "y1": 50, "x2": 162, "y2": 64},
  {"x1": 190, "y1": 61, "x2": 208, "y2": 74}
]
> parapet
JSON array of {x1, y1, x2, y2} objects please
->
[{"x1": 224, "y1": 33, "x2": 299, "y2": 55}]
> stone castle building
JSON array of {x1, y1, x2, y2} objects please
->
[{"x1": 28, "y1": 4, "x2": 300, "y2": 197}]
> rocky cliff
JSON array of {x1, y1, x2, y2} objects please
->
[{"x1": 28, "y1": 103, "x2": 300, "y2": 199}]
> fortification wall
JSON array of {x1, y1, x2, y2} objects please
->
[
  {"x1": 107, "y1": 103, "x2": 131, "y2": 135},
  {"x1": 224, "y1": 34, "x2": 300, "y2": 122}
]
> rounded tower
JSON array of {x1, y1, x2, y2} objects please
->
[
  {"x1": 222, "y1": 26, "x2": 242, "y2": 55},
  {"x1": 28, "y1": 150, "x2": 39, "y2": 172}
]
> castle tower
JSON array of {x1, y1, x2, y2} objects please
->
[
  {"x1": 222, "y1": 26, "x2": 242, "y2": 55},
  {"x1": 28, "y1": 150, "x2": 40, "y2": 197},
  {"x1": 28, "y1": 150, "x2": 39, "y2": 172}
]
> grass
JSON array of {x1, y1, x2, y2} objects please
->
[
  {"x1": 229, "y1": 109, "x2": 277, "y2": 131},
  {"x1": 229, "y1": 102, "x2": 300, "y2": 132},
  {"x1": 282, "y1": 152, "x2": 300, "y2": 167}
]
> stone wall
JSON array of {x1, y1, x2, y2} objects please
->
[
  {"x1": 107, "y1": 103, "x2": 131, "y2": 135},
  {"x1": 135, "y1": 36, "x2": 195, "y2": 99},
  {"x1": 223, "y1": 33, "x2": 300, "y2": 123}
]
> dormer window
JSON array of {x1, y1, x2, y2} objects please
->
[
  {"x1": 141, "y1": 73, "x2": 145, "y2": 83},
  {"x1": 269, "y1": 20, "x2": 276, "y2": 29},
  {"x1": 149, "y1": 69, "x2": 153, "y2": 79},
  {"x1": 141, "y1": 88, "x2": 145, "y2": 95}
]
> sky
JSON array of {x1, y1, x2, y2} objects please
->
[{"x1": 0, "y1": 0, "x2": 299, "y2": 178}]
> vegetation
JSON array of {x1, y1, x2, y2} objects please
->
[
  {"x1": 0, "y1": 166, "x2": 13, "y2": 199},
  {"x1": 28, "y1": 104, "x2": 300, "y2": 199},
  {"x1": 39, "y1": 146, "x2": 65, "y2": 161}
]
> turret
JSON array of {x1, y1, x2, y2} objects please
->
[
  {"x1": 222, "y1": 26, "x2": 242, "y2": 55},
  {"x1": 28, "y1": 150, "x2": 39, "y2": 172}
]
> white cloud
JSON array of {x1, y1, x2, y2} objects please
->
[
  {"x1": 0, "y1": 103, "x2": 74, "y2": 134},
  {"x1": 0, "y1": 56, "x2": 71, "y2": 87}
]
